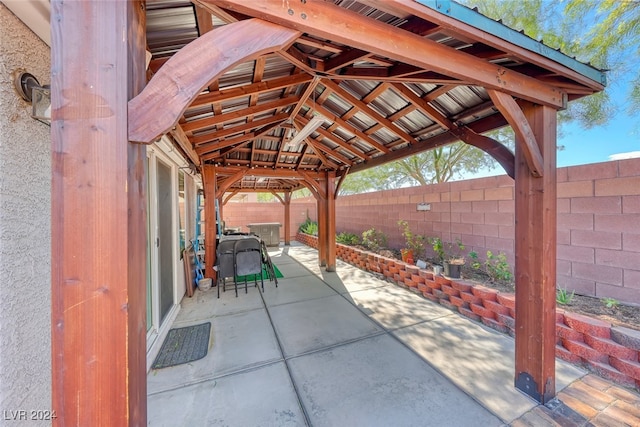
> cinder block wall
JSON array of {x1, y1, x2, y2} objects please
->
[
  {"x1": 224, "y1": 158, "x2": 640, "y2": 304},
  {"x1": 221, "y1": 200, "x2": 316, "y2": 238}
]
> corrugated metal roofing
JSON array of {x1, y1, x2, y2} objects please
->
[{"x1": 144, "y1": 0, "x2": 606, "y2": 191}]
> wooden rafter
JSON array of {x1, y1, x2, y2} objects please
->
[
  {"x1": 190, "y1": 73, "x2": 312, "y2": 109},
  {"x1": 192, "y1": 113, "x2": 289, "y2": 145},
  {"x1": 207, "y1": 0, "x2": 566, "y2": 108},
  {"x1": 128, "y1": 18, "x2": 301, "y2": 143},
  {"x1": 183, "y1": 95, "x2": 300, "y2": 134}
]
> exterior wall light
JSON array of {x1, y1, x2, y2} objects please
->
[{"x1": 12, "y1": 69, "x2": 51, "y2": 125}]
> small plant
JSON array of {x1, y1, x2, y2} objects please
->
[
  {"x1": 427, "y1": 236, "x2": 445, "y2": 265},
  {"x1": 468, "y1": 251, "x2": 482, "y2": 270},
  {"x1": 485, "y1": 251, "x2": 512, "y2": 283},
  {"x1": 427, "y1": 236, "x2": 465, "y2": 265},
  {"x1": 556, "y1": 287, "x2": 575, "y2": 305},
  {"x1": 298, "y1": 217, "x2": 318, "y2": 235},
  {"x1": 361, "y1": 228, "x2": 387, "y2": 252},
  {"x1": 602, "y1": 297, "x2": 620, "y2": 309},
  {"x1": 397, "y1": 220, "x2": 426, "y2": 260},
  {"x1": 336, "y1": 232, "x2": 360, "y2": 245}
]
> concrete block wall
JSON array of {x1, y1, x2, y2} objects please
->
[
  {"x1": 556, "y1": 160, "x2": 640, "y2": 304},
  {"x1": 334, "y1": 159, "x2": 640, "y2": 305},
  {"x1": 222, "y1": 200, "x2": 316, "y2": 241},
  {"x1": 226, "y1": 158, "x2": 640, "y2": 305}
]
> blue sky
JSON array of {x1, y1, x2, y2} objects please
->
[{"x1": 558, "y1": 78, "x2": 640, "y2": 167}]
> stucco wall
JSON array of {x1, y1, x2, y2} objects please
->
[{"x1": 0, "y1": 4, "x2": 51, "y2": 420}]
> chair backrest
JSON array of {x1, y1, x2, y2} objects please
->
[
  {"x1": 234, "y1": 237, "x2": 262, "y2": 277},
  {"x1": 216, "y1": 239, "x2": 236, "y2": 278}
]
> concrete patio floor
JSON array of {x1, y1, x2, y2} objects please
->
[{"x1": 147, "y1": 242, "x2": 589, "y2": 426}]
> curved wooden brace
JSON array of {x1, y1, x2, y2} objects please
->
[
  {"x1": 128, "y1": 19, "x2": 301, "y2": 143},
  {"x1": 218, "y1": 169, "x2": 248, "y2": 195},
  {"x1": 487, "y1": 90, "x2": 544, "y2": 177},
  {"x1": 300, "y1": 171, "x2": 326, "y2": 200},
  {"x1": 223, "y1": 189, "x2": 240, "y2": 205},
  {"x1": 335, "y1": 169, "x2": 349, "y2": 199},
  {"x1": 451, "y1": 126, "x2": 516, "y2": 179},
  {"x1": 270, "y1": 191, "x2": 285, "y2": 204}
]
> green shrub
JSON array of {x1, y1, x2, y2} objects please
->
[
  {"x1": 336, "y1": 232, "x2": 360, "y2": 245},
  {"x1": 485, "y1": 251, "x2": 512, "y2": 283},
  {"x1": 468, "y1": 250, "x2": 513, "y2": 284},
  {"x1": 299, "y1": 217, "x2": 318, "y2": 235},
  {"x1": 361, "y1": 228, "x2": 387, "y2": 252}
]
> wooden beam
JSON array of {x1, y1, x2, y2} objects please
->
[
  {"x1": 283, "y1": 191, "x2": 292, "y2": 245},
  {"x1": 449, "y1": 127, "x2": 515, "y2": 179},
  {"x1": 349, "y1": 113, "x2": 508, "y2": 173},
  {"x1": 169, "y1": 125, "x2": 201, "y2": 167},
  {"x1": 289, "y1": 76, "x2": 321, "y2": 122},
  {"x1": 191, "y1": 73, "x2": 313, "y2": 109},
  {"x1": 194, "y1": 4, "x2": 215, "y2": 35},
  {"x1": 51, "y1": 0, "x2": 146, "y2": 424},
  {"x1": 202, "y1": 165, "x2": 218, "y2": 279},
  {"x1": 514, "y1": 102, "x2": 557, "y2": 403},
  {"x1": 379, "y1": 0, "x2": 603, "y2": 92},
  {"x1": 128, "y1": 19, "x2": 300, "y2": 143},
  {"x1": 218, "y1": 169, "x2": 249, "y2": 195},
  {"x1": 322, "y1": 79, "x2": 417, "y2": 145},
  {"x1": 199, "y1": 121, "x2": 283, "y2": 160},
  {"x1": 209, "y1": 0, "x2": 565, "y2": 108},
  {"x1": 192, "y1": 113, "x2": 289, "y2": 146},
  {"x1": 325, "y1": 172, "x2": 337, "y2": 271},
  {"x1": 310, "y1": 102, "x2": 391, "y2": 155},
  {"x1": 487, "y1": 90, "x2": 544, "y2": 177},
  {"x1": 183, "y1": 96, "x2": 300, "y2": 134}
]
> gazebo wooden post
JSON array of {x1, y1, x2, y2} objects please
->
[
  {"x1": 513, "y1": 102, "x2": 557, "y2": 403},
  {"x1": 283, "y1": 191, "x2": 292, "y2": 245},
  {"x1": 325, "y1": 172, "x2": 337, "y2": 272},
  {"x1": 51, "y1": 0, "x2": 147, "y2": 425},
  {"x1": 203, "y1": 165, "x2": 218, "y2": 279},
  {"x1": 317, "y1": 192, "x2": 328, "y2": 267}
]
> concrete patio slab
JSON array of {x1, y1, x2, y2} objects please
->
[
  {"x1": 176, "y1": 286, "x2": 264, "y2": 321},
  {"x1": 261, "y1": 275, "x2": 338, "y2": 307},
  {"x1": 316, "y1": 266, "x2": 390, "y2": 294},
  {"x1": 341, "y1": 285, "x2": 456, "y2": 330},
  {"x1": 393, "y1": 314, "x2": 586, "y2": 423},
  {"x1": 148, "y1": 362, "x2": 305, "y2": 427},
  {"x1": 148, "y1": 308, "x2": 281, "y2": 394},
  {"x1": 269, "y1": 294, "x2": 384, "y2": 357},
  {"x1": 287, "y1": 334, "x2": 502, "y2": 427}
]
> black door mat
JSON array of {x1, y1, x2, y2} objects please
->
[{"x1": 152, "y1": 322, "x2": 211, "y2": 369}]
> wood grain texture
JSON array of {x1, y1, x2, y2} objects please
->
[
  {"x1": 51, "y1": 0, "x2": 146, "y2": 424},
  {"x1": 202, "y1": 165, "x2": 218, "y2": 279},
  {"x1": 487, "y1": 90, "x2": 544, "y2": 177},
  {"x1": 325, "y1": 173, "x2": 337, "y2": 272},
  {"x1": 208, "y1": 0, "x2": 564, "y2": 108},
  {"x1": 128, "y1": 18, "x2": 300, "y2": 143},
  {"x1": 514, "y1": 102, "x2": 557, "y2": 403}
]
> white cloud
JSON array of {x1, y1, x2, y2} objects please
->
[{"x1": 608, "y1": 151, "x2": 640, "y2": 161}]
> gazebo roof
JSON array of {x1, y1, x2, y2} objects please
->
[{"x1": 144, "y1": 0, "x2": 605, "y2": 192}]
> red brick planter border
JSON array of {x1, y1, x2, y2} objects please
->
[{"x1": 297, "y1": 233, "x2": 640, "y2": 391}]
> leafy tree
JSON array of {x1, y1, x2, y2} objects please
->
[{"x1": 462, "y1": 0, "x2": 639, "y2": 127}]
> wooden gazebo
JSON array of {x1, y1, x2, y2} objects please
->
[{"x1": 50, "y1": 0, "x2": 605, "y2": 424}]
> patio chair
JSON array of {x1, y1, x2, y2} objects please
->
[
  {"x1": 215, "y1": 239, "x2": 236, "y2": 298},
  {"x1": 234, "y1": 236, "x2": 264, "y2": 293},
  {"x1": 260, "y1": 239, "x2": 278, "y2": 287}
]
